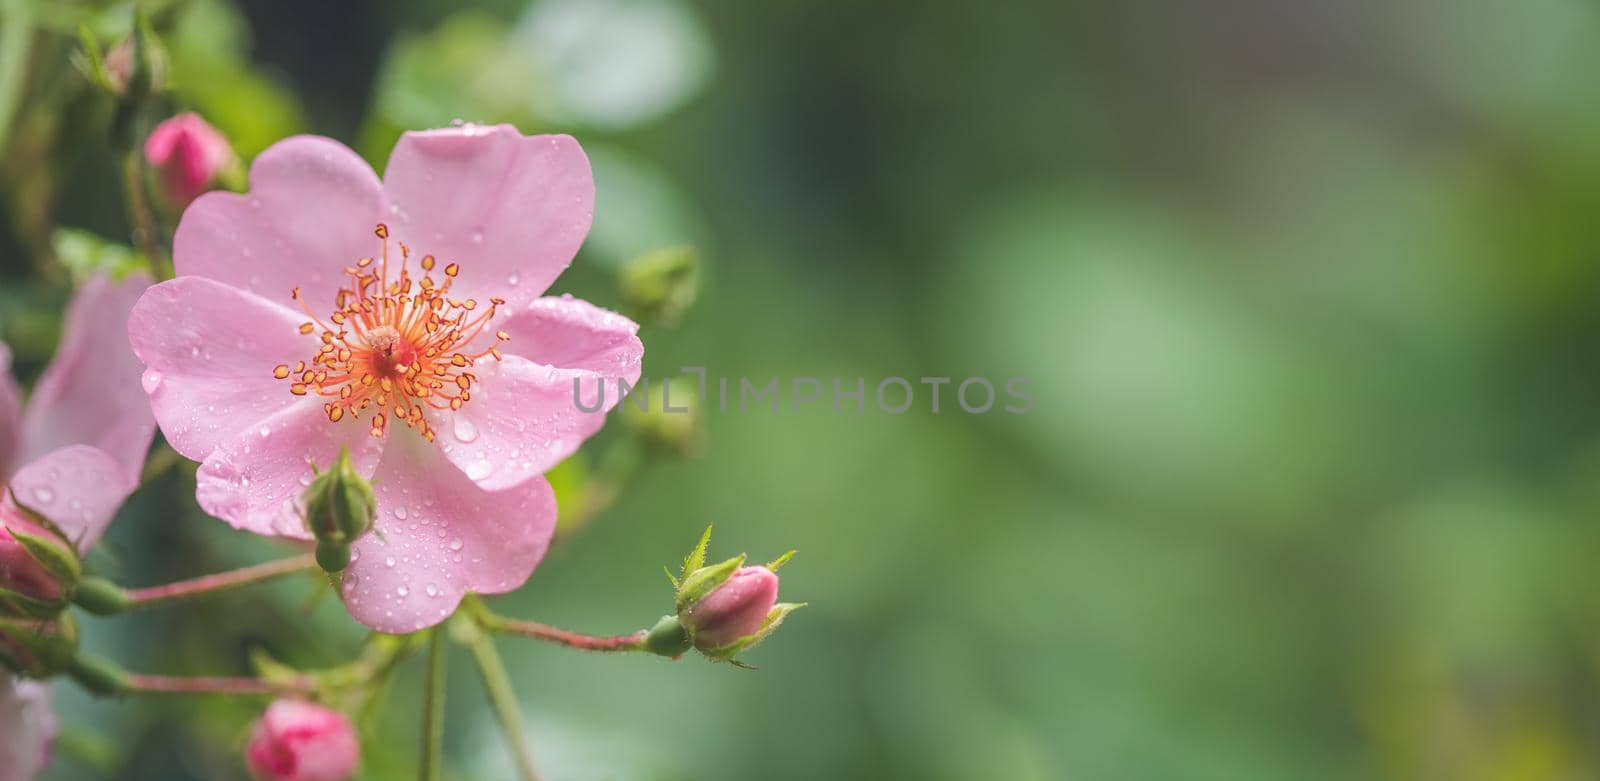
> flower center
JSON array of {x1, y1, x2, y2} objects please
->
[{"x1": 274, "y1": 223, "x2": 509, "y2": 441}]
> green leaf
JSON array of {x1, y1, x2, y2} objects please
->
[{"x1": 51, "y1": 229, "x2": 147, "y2": 283}]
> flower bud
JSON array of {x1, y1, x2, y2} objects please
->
[
  {"x1": 0, "y1": 613, "x2": 78, "y2": 679},
  {"x1": 682, "y1": 566, "x2": 779, "y2": 650},
  {"x1": 0, "y1": 499, "x2": 80, "y2": 619},
  {"x1": 302, "y1": 448, "x2": 375, "y2": 574},
  {"x1": 246, "y1": 700, "x2": 360, "y2": 781},
  {"x1": 623, "y1": 377, "x2": 704, "y2": 456},
  {"x1": 664, "y1": 526, "x2": 802, "y2": 664},
  {"x1": 620, "y1": 246, "x2": 698, "y2": 327},
  {"x1": 144, "y1": 112, "x2": 234, "y2": 207}
]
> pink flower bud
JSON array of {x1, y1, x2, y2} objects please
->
[
  {"x1": 245, "y1": 700, "x2": 359, "y2": 781},
  {"x1": 0, "y1": 503, "x2": 74, "y2": 618},
  {"x1": 0, "y1": 526, "x2": 62, "y2": 603},
  {"x1": 682, "y1": 566, "x2": 779, "y2": 649},
  {"x1": 144, "y1": 113, "x2": 234, "y2": 208}
]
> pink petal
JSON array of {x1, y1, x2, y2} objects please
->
[
  {"x1": 173, "y1": 135, "x2": 386, "y2": 308},
  {"x1": 343, "y1": 434, "x2": 556, "y2": 633},
  {"x1": 129, "y1": 277, "x2": 314, "y2": 462},
  {"x1": 5, "y1": 445, "x2": 133, "y2": 552},
  {"x1": 20, "y1": 273, "x2": 156, "y2": 484},
  {"x1": 436, "y1": 352, "x2": 626, "y2": 492},
  {"x1": 0, "y1": 343, "x2": 21, "y2": 480},
  {"x1": 0, "y1": 676, "x2": 55, "y2": 779},
  {"x1": 382, "y1": 126, "x2": 594, "y2": 308},
  {"x1": 496, "y1": 295, "x2": 643, "y2": 376},
  {"x1": 196, "y1": 401, "x2": 383, "y2": 540}
]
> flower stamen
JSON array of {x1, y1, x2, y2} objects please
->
[{"x1": 276, "y1": 223, "x2": 510, "y2": 441}]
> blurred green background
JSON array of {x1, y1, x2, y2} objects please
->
[{"x1": 6, "y1": 0, "x2": 1600, "y2": 779}]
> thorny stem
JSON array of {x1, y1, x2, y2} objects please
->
[
  {"x1": 419, "y1": 627, "x2": 447, "y2": 781},
  {"x1": 122, "y1": 554, "x2": 318, "y2": 609},
  {"x1": 462, "y1": 621, "x2": 543, "y2": 781},
  {"x1": 475, "y1": 609, "x2": 647, "y2": 653}
]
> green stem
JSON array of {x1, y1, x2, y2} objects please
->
[
  {"x1": 120, "y1": 151, "x2": 165, "y2": 278},
  {"x1": 124, "y1": 672, "x2": 314, "y2": 696},
  {"x1": 466, "y1": 629, "x2": 543, "y2": 781},
  {"x1": 0, "y1": 0, "x2": 33, "y2": 154},
  {"x1": 420, "y1": 627, "x2": 447, "y2": 781}
]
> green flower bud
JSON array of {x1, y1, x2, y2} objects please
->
[
  {"x1": 0, "y1": 613, "x2": 79, "y2": 678},
  {"x1": 302, "y1": 448, "x2": 375, "y2": 574},
  {"x1": 619, "y1": 246, "x2": 698, "y2": 327},
  {"x1": 622, "y1": 378, "x2": 704, "y2": 456}
]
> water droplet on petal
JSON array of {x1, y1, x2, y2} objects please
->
[
  {"x1": 31, "y1": 487, "x2": 54, "y2": 504},
  {"x1": 396, "y1": 585, "x2": 410, "y2": 597},
  {"x1": 449, "y1": 538, "x2": 464, "y2": 551},
  {"x1": 394, "y1": 505, "x2": 408, "y2": 521},
  {"x1": 453, "y1": 418, "x2": 479, "y2": 443}
]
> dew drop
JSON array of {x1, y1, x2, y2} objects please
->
[
  {"x1": 453, "y1": 418, "x2": 479, "y2": 443},
  {"x1": 449, "y1": 538, "x2": 464, "y2": 551},
  {"x1": 466, "y1": 460, "x2": 492, "y2": 480},
  {"x1": 396, "y1": 585, "x2": 410, "y2": 597},
  {"x1": 425, "y1": 583, "x2": 439, "y2": 597},
  {"x1": 31, "y1": 486, "x2": 54, "y2": 504},
  {"x1": 141, "y1": 371, "x2": 164, "y2": 393},
  {"x1": 507, "y1": 272, "x2": 520, "y2": 287},
  {"x1": 394, "y1": 505, "x2": 409, "y2": 521},
  {"x1": 385, "y1": 556, "x2": 396, "y2": 568}
]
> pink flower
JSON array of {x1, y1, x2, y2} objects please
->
[
  {"x1": 144, "y1": 112, "x2": 234, "y2": 207},
  {"x1": 245, "y1": 700, "x2": 359, "y2": 781},
  {"x1": 0, "y1": 274, "x2": 155, "y2": 484},
  {"x1": 0, "y1": 273, "x2": 155, "y2": 582},
  {"x1": 683, "y1": 566, "x2": 780, "y2": 649},
  {"x1": 128, "y1": 125, "x2": 643, "y2": 632},
  {"x1": 0, "y1": 675, "x2": 55, "y2": 779},
  {"x1": 0, "y1": 272, "x2": 154, "y2": 780}
]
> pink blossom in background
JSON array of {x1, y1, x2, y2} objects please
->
[
  {"x1": 0, "y1": 272, "x2": 156, "y2": 781},
  {"x1": 0, "y1": 675, "x2": 55, "y2": 781},
  {"x1": 128, "y1": 125, "x2": 643, "y2": 633},
  {"x1": 683, "y1": 566, "x2": 780, "y2": 648},
  {"x1": 245, "y1": 700, "x2": 359, "y2": 781},
  {"x1": 144, "y1": 113, "x2": 235, "y2": 207}
]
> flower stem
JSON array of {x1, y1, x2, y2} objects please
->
[
  {"x1": 121, "y1": 553, "x2": 318, "y2": 609},
  {"x1": 0, "y1": 0, "x2": 33, "y2": 155},
  {"x1": 465, "y1": 628, "x2": 543, "y2": 781},
  {"x1": 420, "y1": 627, "x2": 447, "y2": 781},
  {"x1": 122, "y1": 673, "x2": 315, "y2": 696},
  {"x1": 477, "y1": 613, "x2": 647, "y2": 653},
  {"x1": 120, "y1": 150, "x2": 165, "y2": 278}
]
